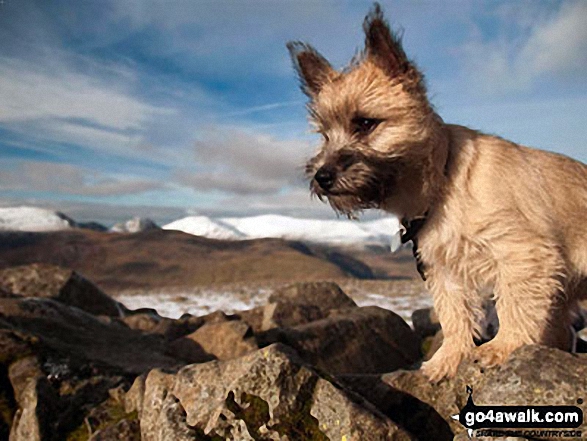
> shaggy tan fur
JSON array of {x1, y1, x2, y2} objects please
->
[{"x1": 288, "y1": 4, "x2": 587, "y2": 381}]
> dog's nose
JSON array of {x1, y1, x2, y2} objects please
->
[{"x1": 314, "y1": 166, "x2": 336, "y2": 190}]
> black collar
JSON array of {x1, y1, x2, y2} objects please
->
[
  {"x1": 400, "y1": 214, "x2": 428, "y2": 281},
  {"x1": 400, "y1": 213, "x2": 428, "y2": 245},
  {"x1": 398, "y1": 133, "x2": 451, "y2": 281}
]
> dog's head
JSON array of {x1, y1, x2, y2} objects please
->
[{"x1": 288, "y1": 4, "x2": 444, "y2": 218}]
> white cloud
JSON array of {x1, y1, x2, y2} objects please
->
[
  {"x1": 460, "y1": 1, "x2": 587, "y2": 94},
  {"x1": 519, "y1": 2, "x2": 587, "y2": 77},
  {"x1": 175, "y1": 126, "x2": 314, "y2": 195},
  {"x1": 0, "y1": 58, "x2": 171, "y2": 130},
  {"x1": 0, "y1": 161, "x2": 163, "y2": 197},
  {"x1": 0, "y1": 56, "x2": 176, "y2": 158}
]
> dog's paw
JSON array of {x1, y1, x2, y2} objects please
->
[
  {"x1": 420, "y1": 347, "x2": 466, "y2": 383},
  {"x1": 472, "y1": 340, "x2": 518, "y2": 368}
]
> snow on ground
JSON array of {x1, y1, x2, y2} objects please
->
[
  {"x1": 0, "y1": 206, "x2": 74, "y2": 232},
  {"x1": 353, "y1": 292, "x2": 432, "y2": 323},
  {"x1": 115, "y1": 285, "x2": 432, "y2": 325},
  {"x1": 116, "y1": 288, "x2": 271, "y2": 319}
]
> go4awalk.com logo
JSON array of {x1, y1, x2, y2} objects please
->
[{"x1": 452, "y1": 386, "x2": 583, "y2": 438}]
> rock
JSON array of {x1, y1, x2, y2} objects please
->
[
  {"x1": 454, "y1": 346, "x2": 587, "y2": 421},
  {"x1": 339, "y1": 374, "x2": 453, "y2": 441},
  {"x1": 261, "y1": 301, "x2": 325, "y2": 331},
  {"x1": 0, "y1": 264, "x2": 122, "y2": 317},
  {"x1": 0, "y1": 296, "x2": 204, "y2": 375},
  {"x1": 235, "y1": 306, "x2": 265, "y2": 333},
  {"x1": 269, "y1": 281, "x2": 357, "y2": 311},
  {"x1": 0, "y1": 328, "x2": 33, "y2": 365},
  {"x1": 411, "y1": 307, "x2": 440, "y2": 338},
  {"x1": 379, "y1": 345, "x2": 587, "y2": 439},
  {"x1": 259, "y1": 306, "x2": 421, "y2": 375},
  {"x1": 157, "y1": 310, "x2": 230, "y2": 340},
  {"x1": 255, "y1": 282, "x2": 358, "y2": 332},
  {"x1": 184, "y1": 320, "x2": 257, "y2": 361},
  {"x1": 138, "y1": 344, "x2": 412, "y2": 440},
  {"x1": 8, "y1": 356, "x2": 43, "y2": 407},
  {"x1": 165, "y1": 337, "x2": 215, "y2": 364},
  {"x1": 124, "y1": 374, "x2": 147, "y2": 416},
  {"x1": 123, "y1": 309, "x2": 229, "y2": 341},
  {"x1": 121, "y1": 312, "x2": 168, "y2": 333},
  {"x1": 381, "y1": 368, "x2": 461, "y2": 435},
  {"x1": 9, "y1": 376, "x2": 56, "y2": 441},
  {"x1": 423, "y1": 329, "x2": 444, "y2": 361}
]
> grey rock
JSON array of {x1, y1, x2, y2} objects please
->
[
  {"x1": 260, "y1": 306, "x2": 421, "y2": 375},
  {"x1": 269, "y1": 281, "x2": 357, "y2": 311},
  {"x1": 137, "y1": 344, "x2": 412, "y2": 440},
  {"x1": 0, "y1": 264, "x2": 122, "y2": 317}
]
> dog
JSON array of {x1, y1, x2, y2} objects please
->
[{"x1": 287, "y1": 4, "x2": 587, "y2": 382}]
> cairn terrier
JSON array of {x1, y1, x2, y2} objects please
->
[{"x1": 288, "y1": 4, "x2": 587, "y2": 382}]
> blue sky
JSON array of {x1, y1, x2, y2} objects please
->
[{"x1": 0, "y1": 0, "x2": 585, "y2": 224}]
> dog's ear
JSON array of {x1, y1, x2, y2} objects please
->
[
  {"x1": 363, "y1": 3, "x2": 409, "y2": 77},
  {"x1": 287, "y1": 41, "x2": 334, "y2": 97}
]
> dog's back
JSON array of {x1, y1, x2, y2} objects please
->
[{"x1": 445, "y1": 124, "x2": 587, "y2": 281}]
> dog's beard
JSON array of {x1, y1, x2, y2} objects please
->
[{"x1": 309, "y1": 160, "x2": 396, "y2": 218}]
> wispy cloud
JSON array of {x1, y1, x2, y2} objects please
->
[
  {"x1": 0, "y1": 161, "x2": 164, "y2": 197},
  {"x1": 223, "y1": 100, "x2": 304, "y2": 117},
  {"x1": 174, "y1": 125, "x2": 313, "y2": 195},
  {"x1": 0, "y1": 54, "x2": 180, "y2": 163},
  {"x1": 460, "y1": 1, "x2": 587, "y2": 95},
  {"x1": 0, "y1": 0, "x2": 584, "y2": 222}
]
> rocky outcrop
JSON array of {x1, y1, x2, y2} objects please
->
[
  {"x1": 133, "y1": 344, "x2": 413, "y2": 441},
  {"x1": 0, "y1": 264, "x2": 122, "y2": 317},
  {"x1": 259, "y1": 306, "x2": 421, "y2": 375},
  {"x1": 2, "y1": 265, "x2": 587, "y2": 441}
]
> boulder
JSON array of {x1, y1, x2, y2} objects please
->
[
  {"x1": 235, "y1": 306, "x2": 265, "y2": 333},
  {"x1": 261, "y1": 302, "x2": 325, "y2": 331},
  {"x1": 9, "y1": 376, "x2": 56, "y2": 441},
  {"x1": 183, "y1": 319, "x2": 257, "y2": 361},
  {"x1": 0, "y1": 297, "x2": 194, "y2": 374},
  {"x1": 123, "y1": 309, "x2": 230, "y2": 341},
  {"x1": 380, "y1": 367, "x2": 461, "y2": 435},
  {"x1": 423, "y1": 329, "x2": 444, "y2": 361},
  {"x1": 0, "y1": 264, "x2": 122, "y2": 317},
  {"x1": 236, "y1": 282, "x2": 359, "y2": 333},
  {"x1": 411, "y1": 307, "x2": 440, "y2": 338},
  {"x1": 339, "y1": 373, "x2": 454, "y2": 441},
  {"x1": 381, "y1": 345, "x2": 587, "y2": 440},
  {"x1": 268, "y1": 281, "x2": 357, "y2": 312},
  {"x1": 135, "y1": 344, "x2": 413, "y2": 440},
  {"x1": 259, "y1": 306, "x2": 421, "y2": 375}
]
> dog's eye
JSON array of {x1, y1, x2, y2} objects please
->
[{"x1": 352, "y1": 117, "x2": 380, "y2": 136}]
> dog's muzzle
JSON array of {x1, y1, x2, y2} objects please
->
[{"x1": 314, "y1": 166, "x2": 336, "y2": 191}]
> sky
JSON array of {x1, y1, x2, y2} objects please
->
[{"x1": 0, "y1": 0, "x2": 585, "y2": 225}]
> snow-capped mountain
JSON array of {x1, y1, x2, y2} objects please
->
[
  {"x1": 163, "y1": 214, "x2": 400, "y2": 247},
  {"x1": 0, "y1": 206, "x2": 74, "y2": 232},
  {"x1": 162, "y1": 216, "x2": 245, "y2": 240},
  {"x1": 0, "y1": 205, "x2": 401, "y2": 248},
  {"x1": 111, "y1": 217, "x2": 159, "y2": 233}
]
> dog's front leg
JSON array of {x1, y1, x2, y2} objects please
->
[
  {"x1": 473, "y1": 242, "x2": 567, "y2": 367},
  {"x1": 421, "y1": 271, "x2": 481, "y2": 382}
]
